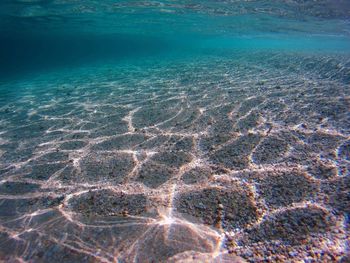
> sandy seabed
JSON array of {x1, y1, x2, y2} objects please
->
[{"x1": 0, "y1": 51, "x2": 349, "y2": 262}]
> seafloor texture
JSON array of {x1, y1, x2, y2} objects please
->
[{"x1": 0, "y1": 51, "x2": 349, "y2": 262}]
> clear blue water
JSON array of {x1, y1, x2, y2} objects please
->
[
  {"x1": 1, "y1": 0, "x2": 350, "y2": 80},
  {"x1": 0, "y1": 1, "x2": 349, "y2": 262}
]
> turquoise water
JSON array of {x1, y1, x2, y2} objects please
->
[
  {"x1": 1, "y1": 0, "x2": 350, "y2": 80},
  {"x1": 0, "y1": 1, "x2": 350, "y2": 262}
]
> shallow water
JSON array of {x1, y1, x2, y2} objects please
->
[{"x1": 0, "y1": 1, "x2": 350, "y2": 262}]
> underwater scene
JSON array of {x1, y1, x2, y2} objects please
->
[{"x1": 0, "y1": 1, "x2": 349, "y2": 262}]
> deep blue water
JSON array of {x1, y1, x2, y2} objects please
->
[
  {"x1": 0, "y1": 1, "x2": 349, "y2": 262},
  {"x1": 1, "y1": 0, "x2": 350, "y2": 80}
]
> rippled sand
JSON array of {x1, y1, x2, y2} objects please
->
[{"x1": 0, "y1": 52, "x2": 349, "y2": 262}]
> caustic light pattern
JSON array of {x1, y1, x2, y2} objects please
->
[{"x1": 0, "y1": 52, "x2": 349, "y2": 262}]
